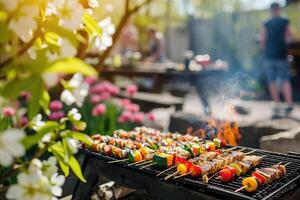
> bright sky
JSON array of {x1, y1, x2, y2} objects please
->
[{"x1": 240, "y1": 0, "x2": 286, "y2": 10}]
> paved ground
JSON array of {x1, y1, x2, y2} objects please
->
[{"x1": 152, "y1": 88, "x2": 300, "y2": 130}]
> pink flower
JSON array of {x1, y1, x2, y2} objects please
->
[
  {"x1": 126, "y1": 103, "x2": 140, "y2": 113},
  {"x1": 126, "y1": 85, "x2": 138, "y2": 96},
  {"x1": 132, "y1": 112, "x2": 144, "y2": 124},
  {"x1": 85, "y1": 76, "x2": 98, "y2": 85},
  {"x1": 90, "y1": 83, "x2": 105, "y2": 94},
  {"x1": 91, "y1": 95, "x2": 102, "y2": 104},
  {"x1": 49, "y1": 100, "x2": 63, "y2": 111},
  {"x1": 20, "y1": 91, "x2": 31, "y2": 101},
  {"x1": 92, "y1": 104, "x2": 106, "y2": 116},
  {"x1": 2, "y1": 107, "x2": 16, "y2": 117},
  {"x1": 121, "y1": 98, "x2": 131, "y2": 107},
  {"x1": 100, "y1": 92, "x2": 111, "y2": 101},
  {"x1": 118, "y1": 111, "x2": 132, "y2": 123},
  {"x1": 147, "y1": 113, "x2": 155, "y2": 121},
  {"x1": 20, "y1": 116, "x2": 29, "y2": 127},
  {"x1": 109, "y1": 86, "x2": 120, "y2": 96},
  {"x1": 48, "y1": 111, "x2": 65, "y2": 121}
]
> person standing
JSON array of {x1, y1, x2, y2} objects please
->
[
  {"x1": 145, "y1": 26, "x2": 167, "y2": 63},
  {"x1": 260, "y1": 2, "x2": 293, "y2": 114}
]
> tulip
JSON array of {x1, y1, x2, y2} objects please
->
[
  {"x1": 132, "y1": 112, "x2": 144, "y2": 124},
  {"x1": 92, "y1": 104, "x2": 106, "y2": 116},
  {"x1": 49, "y1": 100, "x2": 63, "y2": 111},
  {"x1": 91, "y1": 95, "x2": 102, "y2": 104},
  {"x1": 126, "y1": 85, "x2": 138, "y2": 96},
  {"x1": 48, "y1": 111, "x2": 65, "y2": 121},
  {"x1": 147, "y1": 113, "x2": 155, "y2": 121},
  {"x1": 2, "y1": 107, "x2": 16, "y2": 117}
]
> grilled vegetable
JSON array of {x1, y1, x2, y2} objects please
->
[
  {"x1": 213, "y1": 138, "x2": 221, "y2": 149},
  {"x1": 177, "y1": 164, "x2": 187, "y2": 175},
  {"x1": 174, "y1": 157, "x2": 186, "y2": 165},
  {"x1": 242, "y1": 177, "x2": 258, "y2": 192},
  {"x1": 153, "y1": 153, "x2": 174, "y2": 168},
  {"x1": 229, "y1": 163, "x2": 243, "y2": 176},
  {"x1": 219, "y1": 168, "x2": 233, "y2": 182},
  {"x1": 128, "y1": 150, "x2": 143, "y2": 163},
  {"x1": 252, "y1": 172, "x2": 267, "y2": 185}
]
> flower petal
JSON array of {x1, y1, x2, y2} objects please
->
[{"x1": 0, "y1": 149, "x2": 13, "y2": 166}]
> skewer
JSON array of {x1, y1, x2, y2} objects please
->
[
  {"x1": 245, "y1": 149, "x2": 256, "y2": 155},
  {"x1": 140, "y1": 162, "x2": 156, "y2": 169},
  {"x1": 235, "y1": 161, "x2": 290, "y2": 193},
  {"x1": 127, "y1": 159, "x2": 147, "y2": 166},
  {"x1": 157, "y1": 165, "x2": 177, "y2": 177},
  {"x1": 135, "y1": 160, "x2": 153, "y2": 167},
  {"x1": 164, "y1": 171, "x2": 179, "y2": 180},
  {"x1": 208, "y1": 172, "x2": 219, "y2": 181},
  {"x1": 108, "y1": 158, "x2": 128, "y2": 163},
  {"x1": 235, "y1": 185, "x2": 247, "y2": 192},
  {"x1": 174, "y1": 171, "x2": 192, "y2": 179},
  {"x1": 223, "y1": 146, "x2": 237, "y2": 152}
]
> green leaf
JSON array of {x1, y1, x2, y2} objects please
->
[
  {"x1": 62, "y1": 138, "x2": 70, "y2": 163},
  {"x1": 0, "y1": 76, "x2": 35, "y2": 99},
  {"x1": 83, "y1": 13, "x2": 102, "y2": 37},
  {"x1": 39, "y1": 90, "x2": 50, "y2": 115},
  {"x1": 23, "y1": 121, "x2": 59, "y2": 149},
  {"x1": 48, "y1": 141, "x2": 67, "y2": 163},
  {"x1": 28, "y1": 76, "x2": 44, "y2": 119},
  {"x1": 68, "y1": 156, "x2": 86, "y2": 182},
  {"x1": 45, "y1": 58, "x2": 97, "y2": 76},
  {"x1": 58, "y1": 159, "x2": 70, "y2": 177},
  {"x1": 68, "y1": 131, "x2": 92, "y2": 145}
]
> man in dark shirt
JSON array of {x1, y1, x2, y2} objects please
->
[{"x1": 260, "y1": 3, "x2": 293, "y2": 114}]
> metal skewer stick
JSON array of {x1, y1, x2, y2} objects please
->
[
  {"x1": 157, "y1": 165, "x2": 177, "y2": 177},
  {"x1": 174, "y1": 171, "x2": 192, "y2": 179},
  {"x1": 108, "y1": 158, "x2": 128, "y2": 163},
  {"x1": 140, "y1": 162, "x2": 156, "y2": 169}
]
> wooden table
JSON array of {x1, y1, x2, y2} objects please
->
[{"x1": 101, "y1": 64, "x2": 226, "y2": 93}]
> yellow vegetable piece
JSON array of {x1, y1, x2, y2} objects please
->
[
  {"x1": 177, "y1": 164, "x2": 187, "y2": 175},
  {"x1": 134, "y1": 150, "x2": 143, "y2": 162},
  {"x1": 242, "y1": 177, "x2": 258, "y2": 192}
]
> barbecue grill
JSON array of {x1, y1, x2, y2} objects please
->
[{"x1": 73, "y1": 146, "x2": 300, "y2": 200}]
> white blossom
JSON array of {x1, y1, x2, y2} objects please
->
[
  {"x1": 67, "y1": 108, "x2": 81, "y2": 121},
  {"x1": 54, "y1": 0, "x2": 84, "y2": 31},
  {"x1": 42, "y1": 156, "x2": 58, "y2": 178},
  {"x1": 60, "y1": 73, "x2": 89, "y2": 107},
  {"x1": 8, "y1": 5, "x2": 39, "y2": 42},
  {"x1": 0, "y1": 0, "x2": 19, "y2": 12},
  {"x1": 59, "y1": 38, "x2": 77, "y2": 58},
  {"x1": 66, "y1": 138, "x2": 78, "y2": 154},
  {"x1": 31, "y1": 114, "x2": 45, "y2": 131},
  {"x1": 93, "y1": 17, "x2": 115, "y2": 51},
  {"x1": 0, "y1": 129, "x2": 25, "y2": 167},
  {"x1": 43, "y1": 73, "x2": 60, "y2": 88},
  {"x1": 50, "y1": 173, "x2": 65, "y2": 197},
  {"x1": 6, "y1": 159, "x2": 64, "y2": 200}
]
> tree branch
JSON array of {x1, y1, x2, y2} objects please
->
[
  {"x1": 95, "y1": 0, "x2": 153, "y2": 72},
  {"x1": 0, "y1": 26, "x2": 42, "y2": 70}
]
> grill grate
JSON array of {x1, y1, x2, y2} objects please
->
[{"x1": 82, "y1": 146, "x2": 300, "y2": 200}]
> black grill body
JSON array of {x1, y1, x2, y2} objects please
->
[{"x1": 73, "y1": 147, "x2": 300, "y2": 200}]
